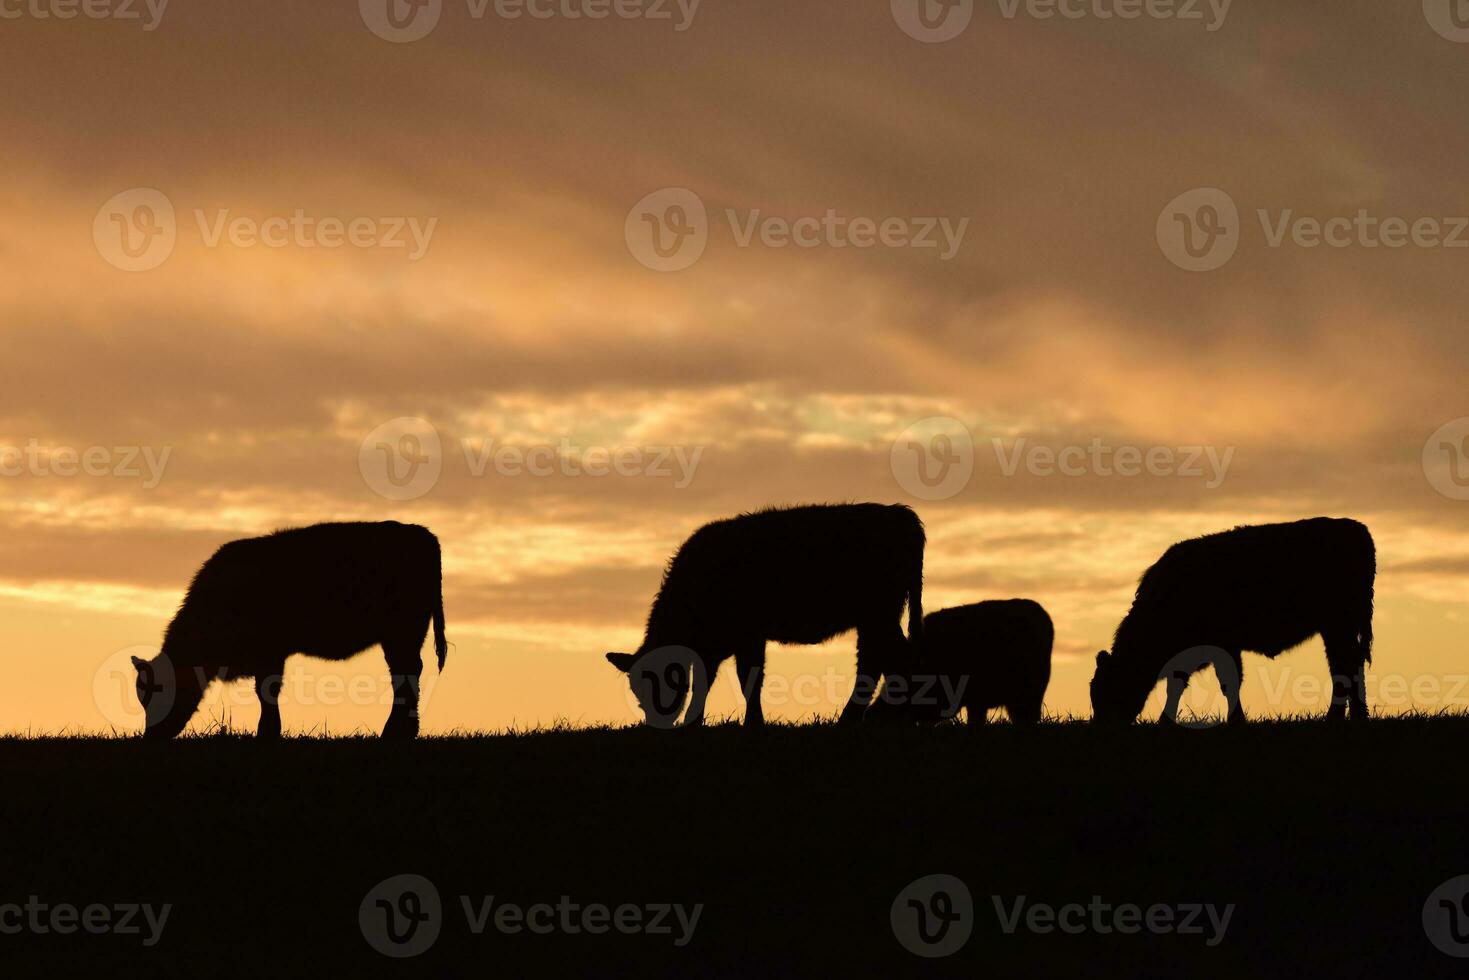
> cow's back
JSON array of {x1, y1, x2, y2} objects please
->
[
  {"x1": 177, "y1": 521, "x2": 440, "y2": 658},
  {"x1": 1127, "y1": 517, "x2": 1374, "y2": 652},
  {"x1": 656, "y1": 503, "x2": 923, "y2": 641},
  {"x1": 924, "y1": 600, "x2": 1052, "y2": 672}
]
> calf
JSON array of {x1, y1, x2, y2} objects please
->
[
  {"x1": 605, "y1": 503, "x2": 925, "y2": 727},
  {"x1": 1089, "y1": 517, "x2": 1375, "y2": 725},
  {"x1": 869, "y1": 599, "x2": 1053, "y2": 725},
  {"x1": 130, "y1": 521, "x2": 448, "y2": 739}
]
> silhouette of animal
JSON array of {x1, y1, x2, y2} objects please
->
[
  {"x1": 868, "y1": 599, "x2": 1053, "y2": 725},
  {"x1": 605, "y1": 503, "x2": 925, "y2": 727},
  {"x1": 130, "y1": 521, "x2": 448, "y2": 739},
  {"x1": 1090, "y1": 517, "x2": 1375, "y2": 725}
]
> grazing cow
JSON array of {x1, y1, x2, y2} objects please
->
[
  {"x1": 868, "y1": 599, "x2": 1053, "y2": 725},
  {"x1": 130, "y1": 521, "x2": 448, "y2": 739},
  {"x1": 605, "y1": 503, "x2": 925, "y2": 727},
  {"x1": 1089, "y1": 517, "x2": 1375, "y2": 725}
]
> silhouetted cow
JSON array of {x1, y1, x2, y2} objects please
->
[
  {"x1": 1090, "y1": 517, "x2": 1375, "y2": 725},
  {"x1": 605, "y1": 503, "x2": 925, "y2": 727},
  {"x1": 868, "y1": 599, "x2": 1053, "y2": 725},
  {"x1": 130, "y1": 521, "x2": 448, "y2": 739}
]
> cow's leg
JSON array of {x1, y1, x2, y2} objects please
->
[
  {"x1": 1160, "y1": 667, "x2": 1188, "y2": 726},
  {"x1": 681, "y1": 653, "x2": 714, "y2": 728},
  {"x1": 966, "y1": 703, "x2": 988, "y2": 727},
  {"x1": 255, "y1": 665, "x2": 285, "y2": 739},
  {"x1": 1323, "y1": 627, "x2": 1368, "y2": 722},
  {"x1": 843, "y1": 623, "x2": 902, "y2": 725},
  {"x1": 1005, "y1": 698, "x2": 1042, "y2": 725},
  {"x1": 1222, "y1": 649, "x2": 1246, "y2": 726},
  {"x1": 734, "y1": 642, "x2": 766, "y2": 727},
  {"x1": 382, "y1": 627, "x2": 428, "y2": 739}
]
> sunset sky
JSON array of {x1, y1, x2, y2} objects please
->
[{"x1": 4, "y1": 1, "x2": 1469, "y2": 733}]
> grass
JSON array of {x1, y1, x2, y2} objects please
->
[{"x1": 0, "y1": 716, "x2": 1466, "y2": 978}]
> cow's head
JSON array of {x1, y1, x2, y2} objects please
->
[
  {"x1": 130, "y1": 653, "x2": 198, "y2": 739},
  {"x1": 606, "y1": 647, "x2": 694, "y2": 729},
  {"x1": 1089, "y1": 650, "x2": 1149, "y2": 725}
]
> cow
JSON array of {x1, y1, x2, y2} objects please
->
[
  {"x1": 867, "y1": 599, "x2": 1053, "y2": 725},
  {"x1": 130, "y1": 521, "x2": 448, "y2": 739},
  {"x1": 605, "y1": 503, "x2": 925, "y2": 727},
  {"x1": 1089, "y1": 517, "x2": 1375, "y2": 726}
]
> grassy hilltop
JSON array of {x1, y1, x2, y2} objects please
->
[{"x1": 1, "y1": 717, "x2": 1467, "y2": 978}]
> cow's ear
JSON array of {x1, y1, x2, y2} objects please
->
[
  {"x1": 605, "y1": 652, "x2": 635, "y2": 673},
  {"x1": 1095, "y1": 650, "x2": 1110, "y2": 666},
  {"x1": 131, "y1": 655, "x2": 147, "y2": 672}
]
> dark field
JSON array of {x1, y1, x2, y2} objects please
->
[{"x1": 3, "y1": 717, "x2": 1468, "y2": 978}]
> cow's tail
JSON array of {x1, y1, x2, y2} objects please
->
[
  {"x1": 906, "y1": 521, "x2": 925, "y2": 646},
  {"x1": 1358, "y1": 521, "x2": 1376, "y2": 666},
  {"x1": 432, "y1": 537, "x2": 449, "y2": 672}
]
